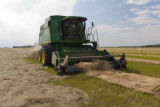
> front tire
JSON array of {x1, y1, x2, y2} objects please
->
[
  {"x1": 41, "y1": 46, "x2": 52, "y2": 66},
  {"x1": 38, "y1": 50, "x2": 42, "y2": 62}
]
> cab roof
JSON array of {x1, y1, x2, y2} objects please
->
[
  {"x1": 62, "y1": 16, "x2": 87, "y2": 21},
  {"x1": 49, "y1": 15, "x2": 87, "y2": 21}
]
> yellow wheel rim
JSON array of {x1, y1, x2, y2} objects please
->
[{"x1": 42, "y1": 51, "x2": 45, "y2": 64}]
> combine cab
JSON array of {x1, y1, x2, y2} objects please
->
[{"x1": 38, "y1": 15, "x2": 127, "y2": 75}]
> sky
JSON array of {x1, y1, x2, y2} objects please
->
[{"x1": 0, "y1": 0, "x2": 160, "y2": 47}]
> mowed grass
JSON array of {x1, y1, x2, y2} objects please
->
[
  {"x1": 111, "y1": 53, "x2": 160, "y2": 61},
  {"x1": 110, "y1": 51, "x2": 160, "y2": 56},
  {"x1": 102, "y1": 48, "x2": 160, "y2": 61},
  {"x1": 123, "y1": 61, "x2": 160, "y2": 78},
  {"x1": 100, "y1": 47, "x2": 160, "y2": 55},
  {"x1": 54, "y1": 73, "x2": 160, "y2": 107},
  {"x1": 127, "y1": 55, "x2": 160, "y2": 61},
  {"x1": 100, "y1": 47, "x2": 160, "y2": 57},
  {"x1": 25, "y1": 58, "x2": 160, "y2": 107},
  {"x1": 106, "y1": 48, "x2": 160, "y2": 77}
]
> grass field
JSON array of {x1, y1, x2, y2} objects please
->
[
  {"x1": 100, "y1": 47, "x2": 160, "y2": 55},
  {"x1": 110, "y1": 52, "x2": 160, "y2": 56},
  {"x1": 25, "y1": 58, "x2": 160, "y2": 106},
  {"x1": 54, "y1": 74, "x2": 160, "y2": 107},
  {"x1": 103, "y1": 47, "x2": 160, "y2": 78},
  {"x1": 109, "y1": 52, "x2": 160, "y2": 61},
  {"x1": 24, "y1": 46, "x2": 160, "y2": 106},
  {"x1": 122, "y1": 61, "x2": 160, "y2": 78},
  {"x1": 127, "y1": 55, "x2": 160, "y2": 61},
  {"x1": 100, "y1": 48, "x2": 160, "y2": 62}
]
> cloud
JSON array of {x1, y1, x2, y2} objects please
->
[
  {"x1": 80, "y1": 0, "x2": 95, "y2": 2},
  {"x1": 125, "y1": 0, "x2": 153, "y2": 5},
  {"x1": 96, "y1": 25, "x2": 132, "y2": 34},
  {"x1": 0, "y1": 0, "x2": 78, "y2": 47},
  {"x1": 96, "y1": 4, "x2": 160, "y2": 46},
  {"x1": 96, "y1": 24, "x2": 160, "y2": 46},
  {"x1": 130, "y1": 14, "x2": 158, "y2": 25},
  {"x1": 150, "y1": 4, "x2": 160, "y2": 18},
  {"x1": 128, "y1": 5, "x2": 160, "y2": 25}
]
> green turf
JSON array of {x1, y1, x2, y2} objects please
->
[{"x1": 122, "y1": 61, "x2": 160, "y2": 78}]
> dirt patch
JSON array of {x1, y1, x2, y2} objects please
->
[
  {"x1": 76, "y1": 60, "x2": 160, "y2": 99},
  {"x1": 127, "y1": 58, "x2": 160, "y2": 64},
  {"x1": 0, "y1": 48, "x2": 89, "y2": 107}
]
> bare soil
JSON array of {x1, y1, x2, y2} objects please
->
[
  {"x1": 0, "y1": 48, "x2": 89, "y2": 107},
  {"x1": 76, "y1": 60, "x2": 160, "y2": 99}
]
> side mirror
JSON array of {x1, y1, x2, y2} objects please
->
[{"x1": 92, "y1": 21, "x2": 94, "y2": 28}]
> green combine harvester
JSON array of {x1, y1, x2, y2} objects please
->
[{"x1": 38, "y1": 15, "x2": 127, "y2": 75}]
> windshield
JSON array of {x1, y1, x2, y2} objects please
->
[{"x1": 62, "y1": 19, "x2": 85, "y2": 40}]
